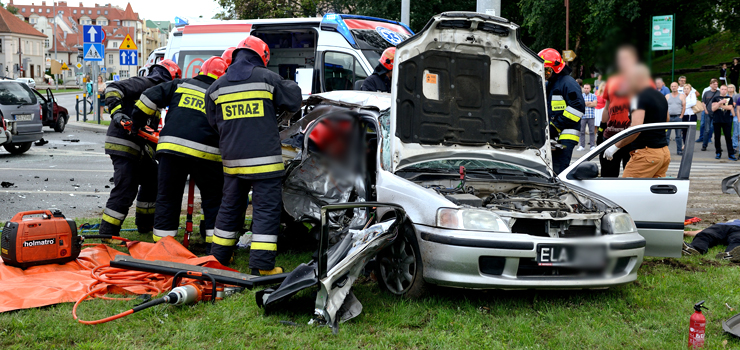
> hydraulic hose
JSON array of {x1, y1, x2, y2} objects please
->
[{"x1": 72, "y1": 285, "x2": 168, "y2": 325}]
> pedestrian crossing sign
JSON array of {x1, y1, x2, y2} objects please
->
[
  {"x1": 83, "y1": 43, "x2": 104, "y2": 61},
  {"x1": 121, "y1": 34, "x2": 137, "y2": 50}
]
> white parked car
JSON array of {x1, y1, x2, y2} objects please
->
[
  {"x1": 278, "y1": 12, "x2": 696, "y2": 297},
  {"x1": 15, "y1": 78, "x2": 35, "y2": 89}
]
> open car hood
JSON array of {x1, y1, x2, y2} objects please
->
[{"x1": 390, "y1": 12, "x2": 552, "y2": 176}]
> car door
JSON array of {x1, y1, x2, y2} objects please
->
[
  {"x1": 559, "y1": 122, "x2": 695, "y2": 258},
  {"x1": 32, "y1": 89, "x2": 52, "y2": 124},
  {"x1": 46, "y1": 88, "x2": 58, "y2": 120}
]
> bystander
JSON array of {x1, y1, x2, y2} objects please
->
[
  {"x1": 733, "y1": 84, "x2": 740, "y2": 154},
  {"x1": 681, "y1": 83, "x2": 697, "y2": 151},
  {"x1": 604, "y1": 64, "x2": 670, "y2": 178},
  {"x1": 595, "y1": 82, "x2": 606, "y2": 125},
  {"x1": 655, "y1": 77, "x2": 670, "y2": 96},
  {"x1": 730, "y1": 58, "x2": 740, "y2": 88},
  {"x1": 577, "y1": 83, "x2": 597, "y2": 151},
  {"x1": 710, "y1": 84, "x2": 737, "y2": 160},
  {"x1": 700, "y1": 79, "x2": 719, "y2": 149},
  {"x1": 720, "y1": 63, "x2": 729, "y2": 85},
  {"x1": 665, "y1": 82, "x2": 686, "y2": 155},
  {"x1": 594, "y1": 74, "x2": 603, "y2": 90}
]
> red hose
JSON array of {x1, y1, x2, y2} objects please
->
[{"x1": 72, "y1": 239, "x2": 169, "y2": 324}]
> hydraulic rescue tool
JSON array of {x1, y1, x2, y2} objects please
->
[
  {"x1": 73, "y1": 257, "x2": 288, "y2": 325},
  {"x1": 1, "y1": 210, "x2": 129, "y2": 269}
]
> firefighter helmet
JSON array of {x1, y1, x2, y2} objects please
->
[
  {"x1": 538, "y1": 48, "x2": 564, "y2": 78},
  {"x1": 200, "y1": 57, "x2": 228, "y2": 79},
  {"x1": 154, "y1": 59, "x2": 182, "y2": 80},
  {"x1": 236, "y1": 36, "x2": 270, "y2": 66},
  {"x1": 221, "y1": 47, "x2": 236, "y2": 66},
  {"x1": 379, "y1": 47, "x2": 396, "y2": 71}
]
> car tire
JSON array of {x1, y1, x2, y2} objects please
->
[
  {"x1": 375, "y1": 220, "x2": 427, "y2": 299},
  {"x1": 54, "y1": 113, "x2": 67, "y2": 132},
  {"x1": 3, "y1": 142, "x2": 32, "y2": 155}
]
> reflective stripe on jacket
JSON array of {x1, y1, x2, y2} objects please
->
[
  {"x1": 546, "y1": 66, "x2": 586, "y2": 142},
  {"x1": 205, "y1": 64, "x2": 302, "y2": 180},
  {"x1": 132, "y1": 75, "x2": 221, "y2": 162},
  {"x1": 103, "y1": 76, "x2": 160, "y2": 159}
]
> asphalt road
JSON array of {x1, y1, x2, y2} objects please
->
[{"x1": 0, "y1": 127, "x2": 113, "y2": 219}]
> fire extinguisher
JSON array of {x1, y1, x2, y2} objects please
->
[{"x1": 689, "y1": 300, "x2": 708, "y2": 348}]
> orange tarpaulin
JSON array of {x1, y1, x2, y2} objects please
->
[{"x1": 0, "y1": 237, "x2": 233, "y2": 313}]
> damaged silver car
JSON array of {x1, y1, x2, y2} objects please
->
[{"x1": 275, "y1": 12, "x2": 690, "y2": 306}]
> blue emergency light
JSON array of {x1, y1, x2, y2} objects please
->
[{"x1": 320, "y1": 14, "x2": 414, "y2": 49}]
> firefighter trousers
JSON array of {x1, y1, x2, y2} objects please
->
[
  {"x1": 152, "y1": 154, "x2": 223, "y2": 245},
  {"x1": 211, "y1": 176, "x2": 282, "y2": 269},
  {"x1": 100, "y1": 154, "x2": 158, "y2": 235},
  {"x1": 552, "y1": 139, "x2": 577, "y2": 175}
]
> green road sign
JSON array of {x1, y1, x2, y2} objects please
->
[{"x1": 652, "y1": 15, "x2": 674, "y2": 51}]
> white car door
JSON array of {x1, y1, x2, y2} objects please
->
[{"x1": 560, "y1": 122, "x2": 695, "y2": 258}]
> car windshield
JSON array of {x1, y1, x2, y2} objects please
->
[
  {"x1": 402, "y1": 159, "x2": 540, "y2": 176},
  {"x1": 0, "y1": 82, "x2": 36, "y2": 105}
]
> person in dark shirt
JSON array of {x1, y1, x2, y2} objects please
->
[
  {"x1": 604, "y1": 64, "x2": 670, "y2": 178},
  {"x1": 361, "y1": 47, "x2": 395, "y2": 93},
  {"x1": 730, "y1": 58, "x2": 740, "y2": 87},
  {"x1": 711, "y1": 84, "x2": 737, "y2": 160}
]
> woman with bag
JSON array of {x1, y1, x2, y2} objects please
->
[{"x1": 682, "y1": 84, "x2": 700, "y2": 150}]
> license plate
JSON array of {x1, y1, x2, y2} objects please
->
[
  {"x1": 536, "y1": 244, "x2": 606, "y2": 267},
  {"x1": 14, "y1": 114, "x2": 33, "y2": 121}
]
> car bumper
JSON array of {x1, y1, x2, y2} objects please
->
[
  {"x1": 10, "y1": 131, "x2": 43, "y2": 143},
  {"x1": 415, "y1": 225, "x2": 645, "y2": 289}
]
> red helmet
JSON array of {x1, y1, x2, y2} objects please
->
[
  {"x1": 236, "y1": 36, "x2": 270, "y2": 66},
  {"x1": 221, "y1": 47, "x2": 236, "y2": 66},
  {"x1": 538, "y1": 48, "x2": 564, "y2": 75},
  {"x1": 155, "y1": 59, "x2": 182, "y2": 80},
  {"x1": 200, "y1": 57, "x2": 228, "y2": 79},
  {"x1": 379, "y1": 47, "x2": 396, "y2": 71}
]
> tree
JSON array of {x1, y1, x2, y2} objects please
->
[{"x1": 214, "y1": 0, "x2": 346, "y2": 20}]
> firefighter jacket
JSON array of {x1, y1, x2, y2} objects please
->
[
  {"x1": 545, "y1": 65, "x2": 586, "y2": 143},
  {"x1": 132, "y1": 74, "x2": 221, "y2": 162},
  {"x1": 360, "y1": 64, "x2": 391, "y2": 93},
  {"x1": 205, "y1": 50, "x2": 302, "y2": 180},
  {"x1": 103, "y1": 67, "x2": 171, "y2": 159}
]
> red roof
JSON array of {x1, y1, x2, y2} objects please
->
[
  {"x1": 0, "y1": 5, "x2": 46, "y2": 37},
  {"x1": 9, "y1": 1, "x2": 141, "y2": 24}
]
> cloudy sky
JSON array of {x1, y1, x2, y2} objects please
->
[{"x1": 129, "y1": 0, "x2": 223, "y2": 22}]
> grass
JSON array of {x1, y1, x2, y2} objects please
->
[
  {"x1": 84, "y1": 119, "x2": 110, "y2": 126},
  {"x1": 2, "y1": 217, "x2": 740, "y2": 349},
  {"x1": 43, "y1": 88, "x2": 84, "y2": 94},
  {"x1": 652, "y1": 32, "x2": 738, "y2": 74}
]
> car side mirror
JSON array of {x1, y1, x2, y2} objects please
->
[{"x1": 572, "y1": 162, "x2": 599, "y2": 180}]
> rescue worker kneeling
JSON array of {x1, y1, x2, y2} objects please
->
[
  {"x1": 205, "y1": 36, "x2": 302, "y2": 274},
  {"x1": 130, "y1": 57, "x2": 228, "y2": 251},
  {"x1": 100, "y1": 60, "x2": 180, "y2": 236},
  {"x1": 539, "y1": 48, "x2": 586, "y2": 174}
]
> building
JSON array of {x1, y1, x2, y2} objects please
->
[
  {"x1": 0, "y1": 5, "x2": 46, "y2": 80},
  {"x1": 9, "y1": 1, "x2": 148, "y2": 81}
]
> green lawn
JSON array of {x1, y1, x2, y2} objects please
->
[
  {"x1": 2, "y1": 217, "x2": 740, "y2": 349},
  {"x1": 84, "y1": 119, "x2": 110, "y2": 126},
  {"x1": 45, "y1": 88, "x2": 84, "y2": 94},
  {"x1": 653, "y1": 32, "x2": 737, "y2": 74}
]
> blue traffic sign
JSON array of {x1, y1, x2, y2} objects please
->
[
  {"x1": 83, "y1": 43, "x2": 104, "y2": 61},
  {"x1": 101, "y1": 67, "x2": 106, "y2": 73},
  {"x1": 119, "y1": 49, "x2": 138, "y2": 66},
  {"x1": 83, "y1": 25, "x2": 103, "y2": 43},
  {"x1": 113, "y1": 74, "x2": 120, "y2": 81}
]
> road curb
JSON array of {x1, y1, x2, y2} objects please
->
[{"x1": 67, "y1": 121, "x2": 108, "y2": 132}]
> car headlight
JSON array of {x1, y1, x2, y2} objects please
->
[
  {"x1": 602, "y1": 213, "x2": 637, "y2": 234},
  {"x1": 436, "y1": 208, "x2": 509, "y2": 232}
]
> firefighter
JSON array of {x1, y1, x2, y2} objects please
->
[
  {"x1": 100, "y1": 59, "x2": 181, "y2": 236},
  {"x1": 360, "y1": 47, "x2": 395, "y2": 93},
  {"x1": 129, "y1": 56, "x2": 228, "y2": 251},
  {"x1": 221, "y1": 47, "x2": 236, "y2": 66},
  {"x1": 205, "y1": 36, "x2": 302, "y2": 274},
  {"x1": 539, "y1": 48, "x2": 586, "y2": 174}
]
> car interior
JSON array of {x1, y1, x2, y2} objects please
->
[{"x1": 252, "y1": 29, "x2": 317, "y2": 82}]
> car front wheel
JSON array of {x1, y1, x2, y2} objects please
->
[
  {"x1": 375, "y1": 221, "x2": 427, "y2": 298},
  {"x1": 3, "y1": 142, "x2": 32, "y2": 155},
  {"x1": 54, "y1": 113, "x2": 67, "y2": 132}
]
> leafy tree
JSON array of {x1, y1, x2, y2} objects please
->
[{"x1": 6, "y1": 5, "x2": 18, "y2": 14}]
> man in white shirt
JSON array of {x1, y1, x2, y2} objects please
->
[{"x1": 697, "y1": 79, "x2": 715, "y2": 145}]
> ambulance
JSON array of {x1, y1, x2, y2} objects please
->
[{"x1": 164, "y1": 14, "x2": 413, "y2": 96}]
